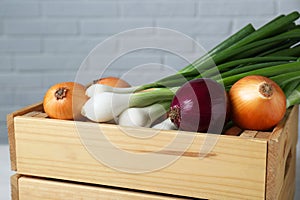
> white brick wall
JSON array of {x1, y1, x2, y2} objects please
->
[
  {"x1": 0, "y1": 0, "x2": 299, "y2": 144},
  {"x1": 43, "y1": 2, "x2": 118, "y2": 17},
  {"x1": 0, "y1": 38, "x2": 41, "y2": 53},
  {"x1": 0, "y1": 56, "x2": 12, "y2": 71},
  {"x1": 4, "y1": 19, "x2": 78, "y2": 35},
  {"x1": 43, "y1": 38, "x2": 109, "y2": 53},
  {"x1": 0, "y1": 2, "x2": 40, "y2": 17},
  {"x1": 0, "y1": 20, "x2": 3, "y2": 35},
  {"x1": 14, "y1": 54, "x2": 85, "y2": 71},
  {"x1": 156, "y1": 18, "x2": 232, "y2": 37},
  {"x1": 80, "y1": 19, "x2": 154, "y2": 35},
  {"x1": 120, "y1": 1, "x2": 196, "y2": 17},
  {"x1": 198, "y1": 0, "x2": 276, "y2": 16}
]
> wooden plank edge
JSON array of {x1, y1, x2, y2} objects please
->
[
  {"x1": 7, "y1": 102, "x2": 43, "y2": 171},
  {"x1": 19, "y1": 176, "x2": 195, "y2": 200},
  {"x1": 265, "y1": 105, "x2": 298, "y2": 200},
  {"x1": 11, "y1": 174, "x2": 21, "y2": 200},
  {"x1": 238, "y1": 106, "x2": 297, "y2": 140},
  {"x1": 278, "y1": 146, "x2": 296, "y2": 200},
  {"x1": 269, "y1": 106, "x2": 297, "y2": 142}
]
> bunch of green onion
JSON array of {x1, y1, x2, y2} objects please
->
[
  {"x1": 82, "y1": 11, "x2": 300, "y2": 127},
  {"x1": 136, "y1": 11, "x2": 300, "y2": 107}
]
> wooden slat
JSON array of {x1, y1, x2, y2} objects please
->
[
  {"x1": 240, "y1": 130, "x2": 258, "y2": 138},
  {"x1": 255, "y1": 132, "x2": 273, "y2": 140},
  {"x1": 277, "y1": 145, "x2": 296, "y2": 200},
  {"x1": 11, "y1": 174, "x2": 21, "y2": 200},
  {"x1": 23, "y1": 111, "x2": 48, "y2": 118},
  {"x1": 7, "y1": 102, "x2": 43, "y2": 171},
  {"x1": 14, "y1": 116, "x2": 268, "y2": 200},
  {"x1": 223, "y1": 126, "x2": 243, "y2": 136},
  {"x1": 18, "y1": 176, "x2": 189, "y2": 200},
  {"x1": 23, "y1": 111, "x2": 41, "y2": 117},
  {"x1": 35, "y1": 112, "x2": 48, "y2": 118},
  {"x1": 265, "y1": 106, "x2": 298, "y2": 200}
]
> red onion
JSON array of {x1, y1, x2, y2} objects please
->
[{"x1": 169, "y1": 78, "x2": 229, "y2": 133}]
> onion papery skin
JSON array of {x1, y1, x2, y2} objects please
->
[
  {"x1": 43, "y1": 82, "x2": 88, "y2": 120},
  {"x1": 229, "y1": 75, "x2": 286, "y2": 131},
  {"x1": 95, "y1": 76, "x2": 131, "y2": 88},
  {"x1": 169, "y1": 78, "x2": 229, "y2": 133}
]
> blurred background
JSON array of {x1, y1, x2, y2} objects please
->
[{"x1": 0, "y1": 0, "x2": 300, "y2": 199}]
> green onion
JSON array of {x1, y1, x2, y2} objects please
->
[
  {"x1": 228, "y1": 11, "x2": 299, "y2": 50},
  {"x1": 178, "y1": 24, "x2": 256, "y2": 73},
  {"x1": 130, "y1": 88, "x2": 176, "y2": 107},
  {"x1": 212, "y1": 61, "x2": 291, "y2": 80},
  {"x1": 220, "y1": 62, "x2": 300, "y2": 86},
  {"x1": 84, "y1": 11, "x2": 300, "y2": 126},
  {"x1": 282, "y1": 80, "x2": 300, "y2": 97},
  {"x1": 271, "y1": 70, "x2": 300, "y2": 87},
  {"x1": 152, "y1": 29, "x2": 300, "y2": 88},
  {"x1": 286, "y1": 82, "x2": 300, "y2": 108},
  {"x1": 267, "y1": 44, "x2": 300, "y2": 57},
  {"x1": 258, "y1": 39, "x2": 299, "y2": 56},
  {"x1": 201, "y1": 56, "x2": 297, "y2": 78}
]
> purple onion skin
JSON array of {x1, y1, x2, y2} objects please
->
[{"x1": 169, "y1": 78, "x2": 229, "y2": 133}]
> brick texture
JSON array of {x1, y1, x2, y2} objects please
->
[
  {"x1": 0, "y1": 56, "x2": 13, "y2": 71},
  {"x1": 14, "y1": 55, "x2": 85, "y2": 71},
  {"x1": 0, "y1": 0, "x2": 298, "y2": 145},
  {"x1": 0, "y1": 73, "x2": 43, "y2": 89},
  {"x1": 198, "y1": 0, "x2": 276, "y2": 16},
  {"x1": 80, "y1": 19, "x2": 154, "y2": 35},
  {"x1": 43, "y1": 2, "x2": 118, "y2": 17},
  {"x1": 0, "y1": 39, "x2": 41, "y2": 53},
  {"x1": 119, "y1": 36, "x2": 196, "y2": 54},
  {"x1": 43, "y1": 38, "x2": 114, "y2": 53},
  {"x1": 278, "y1": 0, "x2": 300, "y2": 14},
  {"x1": 0, "y1": 2, "x2": 39, "y2": 17},
  {"x1": 0, "y1": 21, "x2": 3, "y2": 35},
  {"x1": 232, "y1": 17, "x2": 275, "y2": 33},
  {"x1": 4, "y1": 20, "x2": 78, "y2": 35},
  {"x1": 121, "y1": 1, "x2": 196, "y2": 17},
  {"x1": 156, "y1": 19, "x2": 231, "y2": 37}
]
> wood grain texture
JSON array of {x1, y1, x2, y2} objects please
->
[
  {"x1": 7, "y1": 102, "x2": 43, "y2": 171},
  {"x1": 11, "y1": 174, "x2": 21, "y2": 200},
  {"x1": 240, "y1": 130, "x2": 258, "y2": 138},
  {"x1": 18, "y1": 176, "x2": 190, "y2": 200},
  {"x1": 223, "y1": 126, "x2": 243, "y2": 136},
  {"x1": 278, "y1": 146, "x2": 296, "y2": 200},
  {"x1": 13, "y1": 115, "x2": 268, "y2": 200},
  {"x1": 10, "y1": 104, "x2": 298, "y2": 200},
  {"x1": 266, "y1": 106, "x2": 298, "y2": 200}
]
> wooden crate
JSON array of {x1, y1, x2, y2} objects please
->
[
  {"x1": 11, "y1": 175, "x2": 189, "y2": 200},
  {"x1": 7, "y1": 102, "x2": 298, "y2": 200}
]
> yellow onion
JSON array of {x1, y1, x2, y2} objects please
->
[
  {"x1": 229, "y1": 75, "x2": 286, "y2": 131},
  {"x1": 43, "y1": 82, "x2": 88, "y2": 120},
  {"x1": 94, "y1": 76, "x2": 131, "y2": 88}
]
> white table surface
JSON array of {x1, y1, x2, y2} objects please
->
[
  {"x1": 1, "y1": 143, "x2": 300, "y2": 200},
  {"x1": 0, "y1": 145, "x2": 14, "y2": 200}
]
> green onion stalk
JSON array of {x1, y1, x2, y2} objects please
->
[
  {"x1": 286, "y1": 82, "x2": 300, "y2": 108},
  {"x1": 87, "y1": 11, "x2": 300, "y2": 119}
]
